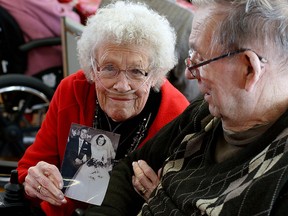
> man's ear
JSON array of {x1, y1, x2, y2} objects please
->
[{"x1": 244, "y1": 50, "x2": 265, "y2": 92}]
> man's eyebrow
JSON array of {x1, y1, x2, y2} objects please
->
[
  {"x1": 189, "y1": 42, "x2": 200, "y2": 53},
  {"x1": 189, "y1": 45, "x2": 203, "y2": 57}
]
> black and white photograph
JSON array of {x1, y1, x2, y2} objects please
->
[{"x1": 61, "y1": 123, "x2": 120, "y2": 205}]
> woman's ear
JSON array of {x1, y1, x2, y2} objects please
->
[
  {"x1": 243, "y1": 50, "x2": 265, "y2": 92},
  {"x1": 150, "y1": 77, "x2": 159, "y2": 87},
  {"x1": 90, "y1": 70, "x2": 96, "y2": 82}
]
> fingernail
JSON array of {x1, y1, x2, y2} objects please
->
[
  {"x1": 61, "y1": 198, "x2": 67, "y2": 204},
  {"x1": 59, "y1": 182, "x2": 63, "y2": 189},
  {"x1": 132, "y1": 162, "x2": 136, "y2": 166},
  {"x1": 59, "y1": 194, "x2": 64, "y2": 200}
]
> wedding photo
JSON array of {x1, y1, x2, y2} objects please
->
[{"x1": 61, "y1": 123, "x2": 120, "y2": 205}]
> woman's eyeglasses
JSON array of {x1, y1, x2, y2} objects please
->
[
  {"x1": 96, "y1": 64, "x2": 148, "y2": 82},
  {"x1": 90, "y1": 57, "x2": 151, "y2": 95},
  {"x1": 91, "y1": 57, "x2": 149, "y2": 82}
]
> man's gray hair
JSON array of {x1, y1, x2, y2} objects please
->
[{"x1": 192, "y1": 0, "x2": 288, "y2": 64}]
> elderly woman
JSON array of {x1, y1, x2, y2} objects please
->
[
  {"x1": 16, "y1": 1, "x2": 189, "y2": 215},
  {"x1": 85, "y1": 0, "x2": 288, "y2": 215}
]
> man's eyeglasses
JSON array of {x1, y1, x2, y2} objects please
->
[{"x1": 185, "y1": 48, "x2": 267, "y2": 79}]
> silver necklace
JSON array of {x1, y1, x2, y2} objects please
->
[{"x1": 93, "y1": 100, "x2": 152, "y2": 158}]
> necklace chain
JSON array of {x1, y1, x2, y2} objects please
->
[
  {"x1": 93, "y1": 99, "x2": 151, "y2": 157},
  {"x1": 126, "y1": 113, "x2": 151, "y2": 155}
]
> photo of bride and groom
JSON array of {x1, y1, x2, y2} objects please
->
[{"x1": 61, "y1": 123, "x2": 120, "y2": 205}]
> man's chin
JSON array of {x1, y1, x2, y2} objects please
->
[{"x1": 208, "y1": 105, "x2": 221, "y2": 118}]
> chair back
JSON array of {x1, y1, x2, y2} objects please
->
[{"x1": 61, "y1": 16, "x2": 83, "y2": 77}]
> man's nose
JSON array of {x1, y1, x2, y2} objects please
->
[{"x1": 185, "y1": 68, "x2": 200, "y2": 80}]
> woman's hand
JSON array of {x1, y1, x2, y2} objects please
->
[
  {"x1": 132, "y1": 160, "x2": 160, "y2": 202},
  {"x1": 23, "y1": 161, "x2": 67, "y2": 206}
]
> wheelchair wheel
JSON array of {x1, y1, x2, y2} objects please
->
[{"x1": 0, "y1": 74, "x2": 54, "y2": 173}]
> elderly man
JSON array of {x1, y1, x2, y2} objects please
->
[{"x1": 85, "y1": 0, "x2": 288, "y2": 215}]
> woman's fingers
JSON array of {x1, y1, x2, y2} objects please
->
[
  {"x1": 133, "y1": 160, "x2": 159, "y2": 186},
  {"x1": 132, "y1": 160, "x2": 160, "y2": 201},
  {"x1": 39, "y1": 161, "x2": 64, "y2": 189},
  {"x1": 137, "y1": 160, "x2": 159, "y2": 183},
  {"x1": 24, "y1": 161, "x2": 67, "y2": 206},
  {"x1": 24, "y1": 181, "x2": 63, "y2": 206},
  {"x1": 132, "y1": 175, "x2": 145, "y2": 193},
  {"x1": 132, "y1": 175, "x2": 149, "y2": 201}
]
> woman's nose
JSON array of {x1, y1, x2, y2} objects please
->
[{"x1": 112, "y1": 72, "x2": 132, "y2": 91}]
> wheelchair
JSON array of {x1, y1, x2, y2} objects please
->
[{"x1": 0, "y1": 5, "x2": 62, "y2": 181}]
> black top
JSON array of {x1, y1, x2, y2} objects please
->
[
  {"x1": 86, "y1": 98, "x2": 288, "y2": 215},
  {"x1": 95, "y1": 89, "x2": 161, "y2": 162}
]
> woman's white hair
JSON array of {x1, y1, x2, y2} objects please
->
[{"x1": 77, "y1": 1, "x2": 177, "y2": 91}]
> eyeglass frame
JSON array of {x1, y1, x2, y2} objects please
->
[
  {"x1": 90, "y1": 56, "x2": 153, "y2": 95},
  {"x1": 90, "y1": 57, "x2": 149, "y2": 81},
  {"x1": 185, "y1": 48, "x2": 267, "y2": 79}
]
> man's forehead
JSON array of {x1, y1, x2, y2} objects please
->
[
  {"x1": 189, "y1": 21, "x2": 212, "y2": 52},
  {"x1": 189, "y1": 7, "x2": 221, "y2": 52}
]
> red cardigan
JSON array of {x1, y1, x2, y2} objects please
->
[{"x1": 17, "y1": 70, "x2": 189, "y2": 215}]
